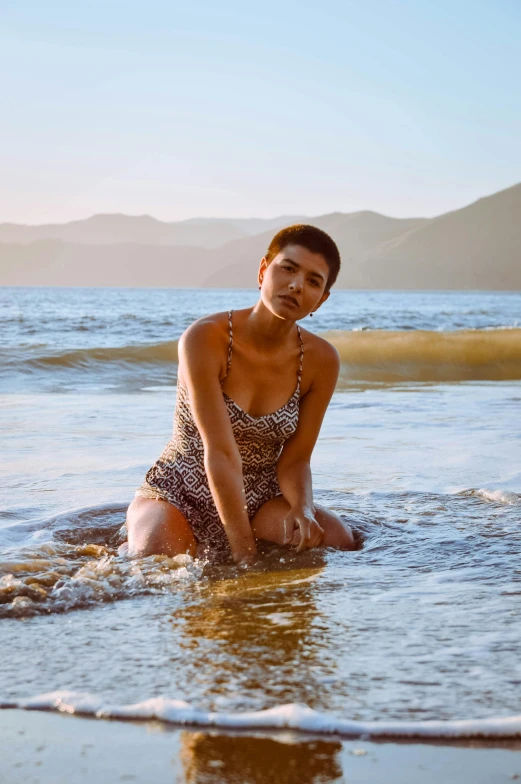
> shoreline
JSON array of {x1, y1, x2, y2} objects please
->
[
  {"x1": 2, "y1": 710, "x2": 520, "y2": 784},
  {"x1": 5, "y1": 691, "x2": 521, "y2": 743}
]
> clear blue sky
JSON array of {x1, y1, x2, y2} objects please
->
[{"x1": 1, "y1": 0, "x2": 519, "y2": 223}]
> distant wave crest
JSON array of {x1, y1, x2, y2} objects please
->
[
  {"x1": 327, "y1": 327, "x2": 521, "y2": 382},
  {"x1": 474, "y1": 488, "x2": 521, "y2": 505},
  {"x1": 26, "y1": 340, "x2": 180, "y2": 368},
  {"x1": 9, "y1": 328, "x2": 521, "y2": 382}
]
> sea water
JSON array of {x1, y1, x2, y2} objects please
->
[{"x1": 1, "y1": 288, "x2": 520, "y2": 739}]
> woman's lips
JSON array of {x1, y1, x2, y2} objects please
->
[{"x1": 279, "y1": 294, "x2": 299, "y2": 307}]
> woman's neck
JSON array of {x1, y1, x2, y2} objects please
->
[{"x1": 241, "y1": 301, "x2": 297, "y2": 351}]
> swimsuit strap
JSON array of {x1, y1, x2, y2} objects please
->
[
  {"x1": 296, "y1": 324, "x2": 304, "y2": 393},
  {"x1": 223, "y1": 309, "x2": 303, "y2": 393},
  {"x1": 224, "y1": 309, "x2": 233, "y2": 379}
]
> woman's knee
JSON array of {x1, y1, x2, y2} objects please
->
[
  {"x1": 251, "y1": 497, "x2": 356, "y2": 551},
  {"x1": 315, "y1": 505, "x2": 357, "y2": 550},
  {"x1": 125, "y1": 496, "x2": 196, "y2": 558},
  {"x1": 251, "y1": 496, "x2": 290, "y2": 545}
]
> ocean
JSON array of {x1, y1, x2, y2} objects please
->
[{"x1": 1, "y1": 287, "x2": 521, "y2": 742}]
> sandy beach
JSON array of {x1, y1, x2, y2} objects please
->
[{"x1": 2, "y1": 710, "x2": 520, "y2": 784}]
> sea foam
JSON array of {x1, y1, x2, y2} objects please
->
[
  {"x1": 476, "y1": 489, "x2": 521, "y2": 505},
  {"x1": 3, "y1": 691, "x2": 521, "y2": 740}
]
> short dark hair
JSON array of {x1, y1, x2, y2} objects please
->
[{"x1": 265, "y1": 224, "x2": 341, "y2": 290}]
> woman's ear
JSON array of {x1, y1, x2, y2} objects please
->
[
  {"x1": 314, "y1": 289, "x2": 331, "y2": 311},
  {"x1": 258, "y1": 257, "x2": 269, "y2": 287}
]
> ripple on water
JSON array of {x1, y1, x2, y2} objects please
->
[{"x1": 1, "y1": 491, "x2": 520, "y2": 723}]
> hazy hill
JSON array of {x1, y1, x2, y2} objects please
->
[
  {"x1": 0, "y1": 213, "x2": 248, "y2": 249},
  {"x1": 203, "y1": 184, "x2": 521, "y2": 289},
  {"x1": 0, "y1": 213, "x2": 307, "y2": 248},
  {"x1": 361, "y1": 182, "x2": 521, "y2": 288},
  {"x1": 202, "y1": 212, "x2": 429, "y2": 288},
  {"x1": 183, "y1": 215, "x2": 305, "y2": 235},
  {"x1": 0, "y1": 241, "x2": 220, "y2": 287},
  {"x1": 1, "y1": 183, "x2": 519, "y2": 289}
]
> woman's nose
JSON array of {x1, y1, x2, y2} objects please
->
[{"x1": 289, "y1": 276, "x2": 303, "y2": 291}]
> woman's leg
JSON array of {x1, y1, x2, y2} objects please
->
[
  {"x1": 251, "y1": 496, "x2": 357, "y2": 550},
  {"x1": 124, "y1": 495, "x2": 197, "y2": 558}
]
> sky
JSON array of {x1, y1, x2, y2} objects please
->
[{"x1": 1, "y1": 0, "x2": 520, "y2": 224}]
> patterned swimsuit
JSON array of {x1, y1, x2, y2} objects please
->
[{"x1": 136, "y1": 310, "x2": 304, "y2": 557}]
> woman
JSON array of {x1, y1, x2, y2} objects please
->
[{"x1": 124, "y1": 224, "x2": 356, "y2": 565}]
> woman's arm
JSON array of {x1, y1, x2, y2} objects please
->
[
  {"x1": 178, "y1": 318, "x2": 257, "y2": 564},
  {"x1": 276, "y1": 338, "x2": 340, "y2": 552}
]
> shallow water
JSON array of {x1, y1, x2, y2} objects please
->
[{"x1": 1, "y1": 289, "x2": 521, "y2": 737}]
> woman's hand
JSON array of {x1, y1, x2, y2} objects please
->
[
  {"x1": 283, "y1": 505, "x2": 324, "y2": 553},
  {"x1": 233, "y1": 543, "x2": 258, "y2": 567}
]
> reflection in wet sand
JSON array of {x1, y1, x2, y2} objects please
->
[
  {"x1": 180, "y1": 731, "x2": 343, "y2": 783},
  {"x1": 171, "y1": 549, "x2": 338, "y2": 711}
]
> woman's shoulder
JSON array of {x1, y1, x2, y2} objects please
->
[
  {"x1": 179, "y1": 310, "x2": 231, "y2": 349},
  {"x1": 177, "y1": 311, "x2": 233, "y2": 384}
]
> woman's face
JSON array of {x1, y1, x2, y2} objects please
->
[{"x1": 258, "y1": 244, "x2": 331, "y2": 320}]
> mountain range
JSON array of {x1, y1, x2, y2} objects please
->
[{"x1": 1, "y1": 183, "x2": 519, "y2": 289}]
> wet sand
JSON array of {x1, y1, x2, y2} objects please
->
[{"x1": 2, "y1": 710, "x2": 520, "y2": 784}]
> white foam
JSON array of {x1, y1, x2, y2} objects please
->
[
  {"x1": 476, "y1": 488, "x2": 520, "y2": 505},
  {"x1": 0, "y1": 502, "x2": 128, "y2": 552},
  {"x1": 5, "y1": 691, "x2": 521, "y2": 740}
]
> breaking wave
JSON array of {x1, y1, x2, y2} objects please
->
[
  {"x1": 0, "y1": 503, "x2": 203, "y2": 617},
  {"x1": 2, "y1": 691, "x2": 521, "y2": 740},
  {"x1": 329, "y1": 327, "x2": 521, "y2": 382},
  {"x1": 17, "y1": 340, "x2": 180, "y2": 368},
  {"x1": 6, "y1": 328, "x2": 521, "y2": 383},
  {"x1": 473, "y1": 488, "x2": 521, "y2": 505}
]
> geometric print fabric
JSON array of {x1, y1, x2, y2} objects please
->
[{"x1": 136, "y1": 311, "x2": 304, "y2": 559}]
